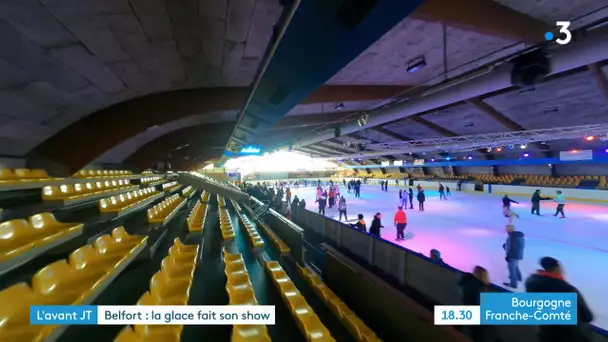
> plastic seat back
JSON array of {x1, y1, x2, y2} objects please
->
[
  {"x1": 29, "y1": 212, "x2": 61, "y2": 230},
  {"x1": 14, "y1": 168, "x2": 33, "y2": 179},
  {"x1": 42, "y1": 185, "x2": 61, "y2": 199},
  {"x1": 111, "y1": 227, "x2": 132, "y2": 243},
  {"x1": 31, "y1": 260, "x2": 73, "y2": 296},
  {"x1": 0, "y1": 168, "x2": 16, "y2": 180},
  {"x1": 60, "y1": 184, "x2": 76, "y2": 196},
  {"x1": 0, "y1": 219, "x2": 34, "y2": 245},
  {"x1": 85, "y1": 183, "x2": 96, "y2": 192},
  {"x1": 73, "y1": 183, "x2": 86, "y2": 194},
  {"x1": 0, "y1": 283, "x2": 39, "y2": 328},
  {"x1": 94, "y1": 235, "x2": 119, "y2": 255},
  {"x1": 30, "y1": 169, "x2": 50, "y2": 179},
  {"x1": 69, "y1": 245, "x2": 103, "y2": 270}
]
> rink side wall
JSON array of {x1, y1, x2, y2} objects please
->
[{"x1": 250, "y1": 178, "x2": 607, "y2": 203}]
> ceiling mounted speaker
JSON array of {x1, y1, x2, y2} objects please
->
[{"x1": 511, "y1": 48, "x2": 551, "y2": 87}]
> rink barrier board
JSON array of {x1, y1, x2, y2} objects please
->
[{"x1": 291, "y1": 205, "x2": 608, "y2": 342}]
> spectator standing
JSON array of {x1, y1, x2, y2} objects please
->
[
  {"x1": 338, "y1": 196, "x2": 348, "y2": 221},
  {"x1": 502, "y1": 224, "x2": 525, "y2": 288},
  {"x1": 526, "y1": 257, "x2": 594, "y2": 342},
  {"x1": 417, "y1": 189, "x2": 426, "y2": 211}
]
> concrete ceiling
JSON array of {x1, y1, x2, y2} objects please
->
[{"x1": 0, "y1": 0, "x2": 607, "y2": 173}]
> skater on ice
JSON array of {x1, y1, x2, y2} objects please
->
[
  {"x1": 531, "y1": 189, "x2": 552, "y2": 216},
  {"x1": 502, "y1": 194, "x2": 520, "y2": 220},
  {"x1": 554, "y1": 191, "x2": 566, "y2": 218}
]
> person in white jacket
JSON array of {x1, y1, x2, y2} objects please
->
[{"x1": 554, "y1": 191, "x2": 566, "y2": 218}]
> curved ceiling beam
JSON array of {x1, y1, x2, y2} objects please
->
[
  {"x1": 122, "y1": 110, "x2": 351, "y2": 169},
  {"x1": 27, "y1": 85, "x2": 414, "y2": 176},
  {"x1": 125, "y1": 122, "x2": 235, "y2": 170}
]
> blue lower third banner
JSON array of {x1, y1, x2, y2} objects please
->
[
  {"x1": 30, "y1": 305, "x2": 276, "y2": 325},
  {"x1": 31, "y1": 306, "x2": 98, "y2": 325},
  {"x1": 480, "y1": 292, "x2": 577, "y2": 325}
]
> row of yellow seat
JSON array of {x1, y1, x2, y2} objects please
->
[
  {"x1": 115, "y1": 238, "x2": 198, "y2": 342},
  {"x1": 43, "y1": 179, "x2": 136, "y2": 201},
  {"x1": 223, "y1": 248, "x2": 271, "y2": 342},
  {"x1": 201, "y1": 190, "x2": 210, "y2": 203},
  {"x1": 187, "y1": 201, "x2": 208, "y2": 232},
  {"x1": 73, "y1": 170, "x2": 133, "y2": 178},
  {"x1": 182, "y1": 185, "x2": 195, "y2": 197},
  {"x1": 218, "y1": 194, "x2": 227, "y2": 208},
  {"x1": 298, "y1": 267, "x2": 380, "y2": 341},
  {"x1": 231, "y1": 199, "x2": 241, "y2": 212},
  {"x1": 219, "y1": 206, "x2": 236, "y2": 240},
  {"x1": 0, "y1": 168, "x2": 61, "y2": 184},
  {"x1": 147, "y1": 194, "x2": 186, "y2": 224},
  {"x1": 99, "y1": 187, "x2": 160, "y2": 213},
  {"x1": 141, "y1": 176, "x2": 163, "y2": 185},
  {"x1": 235, "y1": 208, "x2": 264, "y2": 249},
  {"x1": 265, "y1": 261, "x2": 334, "y2": 341},
  {"x1": 256, "y1": 221, "x2": 290, "y2": 254},
  {"x1": 0, "y1": 213, "x2": 83, "y2": 265},
  {"x1": 0, "y1": 227, "x2": 147, "y2": 341},
  {"x1": 162, "y1": 181, "x2": 181, "y2": 192}
]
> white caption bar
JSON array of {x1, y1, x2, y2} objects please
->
[{"x1": 98, "y1": 305, "x2": 275, "y2": 325}]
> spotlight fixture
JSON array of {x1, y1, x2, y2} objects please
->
[
  {"x1": 357, "y1": 114, "x2": 369, "y2": 127},
  {"x1": 496, "y1": 147, "x2": 502, "y2": 152},
  {"x1": 431, "y1": 158, "x2": 435, "y2": 162},
  {"x1": 585, "y1": 136, "x2": 595, "y2": 141},
  {"x1": 605, "y1": 148, "x2": 608, "y2": 153},
  {"x1": 486, "y1": 147, "x2": 492, "y2": 152},
  {"x1": 520, "y1": 144, "x2": 527, "y2": 149},
  {"x1": 508, "y1": 144, "x2": 514, "y2": 150},
  {"x1": 446, "y1": 157, "x2": 451, "y2": 161},
  {"x1": 523, "y1": 153, "x2": 530, "y2": 157},
  {"x1": 407, "y1": 56, "x2": 427, "y2": 73},
  {"x1": 571, "y1": 149, "x2": 578, "y2": 153},
  {"x1": 467, "y1": 156, "x2": 473, "y2": 160}
]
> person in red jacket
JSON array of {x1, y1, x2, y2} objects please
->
[{"x1": 394, "y1": 206, "x2": 407, "y2": 240}]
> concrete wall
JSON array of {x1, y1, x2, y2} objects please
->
[
  {"x1": 487, "y1": 184, "x2": 607, "y2": 202},
  {"x1": 428, "y1": 167, "x2": 445, "y2": 176},
  {"x1": 556, "y1": 164, "x2": 608, "y2": 176},
  {"x1": 498, "y1": 165, "x2": 551, "y2": 175},
  {"x1": 0, "y1": 157, "x2": 25, "y2": 168},
  {"x1": 456, "y1": 166, "x2": 493, "y2": 174}
]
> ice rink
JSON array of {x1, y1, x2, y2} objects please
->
[{"x1": 292, "y1": 183, "x2": 608, "y2": 330}]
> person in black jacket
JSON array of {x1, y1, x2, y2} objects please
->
[
  {"x1": 350, "y1": 214, "x2": 366, "y2": 232},
  {"x1": 369, "y1": 212, "x2": 383, "y2": 237},
  {"x1": 501, "y1": 195, "x2": 520, "y2": 220},
  {"x1": 502, "y1": 224, "x2": 525, "y2": 288},
  {"x1": 316, "y1": 191, "x2": 327, "y2": 216},
  {"x1": 417, "y1": 189, "x2": 426, "y2": 211},
  {"x1": 526, "y1": 257, "x2": 594, "y2": 342},
  {"x1": 408, "y1": 188, "x2": 414, "y2": 209},
  {"x1": 460, "y1": 266, "x2": 501, "y2": 342},
  {"x1": 531, "y1": 189, "x2": 552, "y2": 216}
]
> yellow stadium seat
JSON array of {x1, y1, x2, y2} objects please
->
[
  {"x1": 94, "y1": 235, "x2": 135, "y2": 258},
  {"x1": 0, "y1": 219, "x2": 39, "y2": 262},
  {"x1": 29, "y1": 213, "x2": 82, "y2": 243},
  {"x1": 31, "y1": 260, "x2": 100, "y2": 303},
  {"x1": 161, "y1": 255, "x2": 195, "y2": 278},
  {"x1": 0, "y1": 283, "x2": 47, "y2": 341},
  {"x1": 149, "y1": 271, "x2": 191, "y2": 302},
  {"x1": 115, "y1": 326, "x2": 181, "y2": 342},
  {"x1": 232, "y1": 325, "x2": 272, "y2": 342},
  {"x1": 69, "y1": 245, "x2": 122, "y2": 271},
  {"x1": 299, "y1": 314, "x2": 335, "y2": 341},
  {"x1": 112, "y1": 227, "x2": 146, "y2": 247}
]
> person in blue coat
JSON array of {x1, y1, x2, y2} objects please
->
[{"x1": 503, "y1": 224, "x2": 525, "y2": 288}]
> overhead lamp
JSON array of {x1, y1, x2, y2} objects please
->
[
  {"x1": 496, "y1": 147, "x2": 502, "y2": 152},
  {"x1": 585, "y1": 136, "x2": 595, "y2": 141},
  {"x1": 523, "y1": 153, "x2": 530, "y2": 157},
  {"x1": 467, "y1": 156, "x2": 473, "y2": 160},
  {"x1": 520, "y1": 144, "x2": 527, "y2": 149},
  {"x1": 357, "y1": 114, "x2": 369, "y2": 127},
  {"x1": 407, "y1": 56, "x2": 427, "y2": 73}
]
